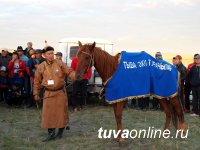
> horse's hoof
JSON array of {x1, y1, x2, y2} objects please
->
[
  {"x1": 119, "y1": 138, "x2": 127, "y2": 147},
  {"x1": 119, "y1": 138, "x2": 125, "y2": 144}
]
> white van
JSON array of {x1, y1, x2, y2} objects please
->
[{"x1": 58, "y1": 38, "x2": 114, "y2": 93}]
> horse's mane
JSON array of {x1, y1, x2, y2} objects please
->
[{"x1": 93, "y1": 46, "x2": 121, "y2": 84}]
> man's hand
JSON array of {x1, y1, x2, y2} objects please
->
[
  {"x1": 34, "y1": 64, "x2": 39, "y2": 68},
  {"x1": 11, "y1": 58, "x2": 16, "y2": 62},
  {"x1": 34, "y1": 95, "x2": 40, "y2": 102}
]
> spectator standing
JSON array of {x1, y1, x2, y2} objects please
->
[
  {"x1": 55, "y1": 52, "x2": 63, "y2": 61},
  {"x1": 8, "y1": 52, "x2": 26, "y2": 91},
  {"x1": 28, "y1": 49, "x2": 37, "y2": 107},
  {"x1": 188, "y1": 54, "x2": 200, "y2": 116},
  {"x1": 0, "y1": 66, "x2": 9, "y2": 104},
  {"x1": 0, "y1": 48, "x2": 11, "y2": 69},
  {"x1": 35, "y1": 49, "x2": 46, "y2": 65},
  {"x1": 24, "y1": 42, "x2": 33, "y2": 57},
  {"x1": 184, "y1": 54, "x2": 199, "y2": 113},
  {"x1": 71, "y1": 57, "x2": 92, "y2": 112},
  {"x1": 172, "y1": 57, "x2": 176, "y2": 66},
  {"x1": 17, "y1": 46, "x2": 30, "y2": 106},
  {"x1": 0, "y1": 48, "x2": 11, "y2": 103},
  {"x1": 175, "y1": 55, "x2": 187, "y2": 110}
]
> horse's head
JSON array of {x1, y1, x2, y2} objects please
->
[{"x1": 76, "y1": 41, "x2": 96, "y2": 80}]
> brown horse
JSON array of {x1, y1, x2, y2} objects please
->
[{"x1": 76, "y1": 41, "x2": 184, "y2": 143}]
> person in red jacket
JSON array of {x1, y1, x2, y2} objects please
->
[
  {"x1": 8, "y1": 52, "x2": 26, "y2": 88},
  {"x1": 71, "y1": 57, "x2": 92, "y2": 112}
]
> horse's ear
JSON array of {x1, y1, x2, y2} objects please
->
[
  {"x1": 91, "y1": 42, "x2": 96, "y2": 50},
  {"x1": 78, "y1": 41, "x2": 82, "y2": 47}
]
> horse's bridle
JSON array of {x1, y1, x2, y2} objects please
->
[{"x1": 80, "y1": 50, "x2": 94, "y2": 73}]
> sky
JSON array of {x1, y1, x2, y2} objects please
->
[{"x1": 0, "y1": 0, "x2": 200, "y2": 55}]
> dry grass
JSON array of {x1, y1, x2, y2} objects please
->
[{"x1": 0, "y1": 101, "x2": 200, "y2": 150}]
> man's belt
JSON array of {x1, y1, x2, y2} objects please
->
[{"x1": 45, "y1": 87, "x2": 64, "y2": 91}]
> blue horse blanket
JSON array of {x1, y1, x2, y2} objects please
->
[{"x1": 105, "y1": 51, "x2": 178, "y2": 104}]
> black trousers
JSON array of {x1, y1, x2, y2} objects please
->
[
  {"x1": 23, "y1": 74, "x2": 31, "y2": 105},
  {"x1": 0, "y1": 88, "x2": 8, "y2": 102},
  {"x1": 152, "y1": 98, "x2": 159, "y2": 109},
  {"x1": 179, "y1": 84, "x2": 185, "y2": 110},
  {"x1": 138, "y1": 97, "x2": 149, "y2": 109},
  {"x1": 71, "y1": 79, "x2": 88, "y2": 109},
  {"x1": 184, "y1": 83, "x2": 191, "y2": 110},
  {"x1": 191, "y1": 86, "x2": 200, "y2": 115}
]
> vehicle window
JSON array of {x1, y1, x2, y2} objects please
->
[{"x1": 69, "y1": 46, "x2": 79, "y2": 60}]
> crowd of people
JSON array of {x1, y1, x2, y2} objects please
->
[
  {"x1": 0, "y1": 43, "x2": 49, "y2": 107},
  {"x1": 0, "y1": 43, "x2": 199, "y2": 118},
  {"x1": 172, "y1": 53, "x2": 200, "y2": 117},
  {"x1": 0, "y1": 42, "x2": 91, "y2": 110}
]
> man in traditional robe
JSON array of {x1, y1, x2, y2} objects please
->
[{"x1": 34, "y1": 46, "x2": 76, "y2": 142}]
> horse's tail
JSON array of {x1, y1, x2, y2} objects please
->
[
  {"x1": 169, "y1": 71, "x2": 181, "y2": 129},
  {"x1": 168, "y1": 100, "x2": 178, "y2": 129}
]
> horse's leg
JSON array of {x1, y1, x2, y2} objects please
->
[
  {"x1": 113, "y1": 101, "x2": 125, "y2": 143},
  {"x1": 169, "y1": 96, "x2": 184, "y2": 131},
  {"x1": 157, "y1": 99, "x2": 171, "y2": 130},
  {"x1": 113, "y1": 103, "x2": 120, "y2": 141}
]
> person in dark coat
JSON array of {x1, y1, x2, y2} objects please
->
[
  {"x1": 184, "y1": 54, "x2": 199, "y2": 113},
  {"x1": 188, "y1": 54, "x2": 200, "y2": 116},
  {"x1": 175, "y1": 55, "x2": 187, "y2": 110},
  {"x1": 7, "y1": 82, "x2": 26, "y2": 107},
  {"x1": 24, "y1": 42, "x2": 33, "y2": 57},
  {"x1": 0, "y1": 48, "x2": 11, "y2": 69},
  {"x1": 0, "y1": 48, "x2": 11, "y2": 103},
  {"x1": 35, "y1": 49, "x2": 46, "y2": 65},
  {"x1": 0, "y1": 66, "x2": 9, "y2": 104}
]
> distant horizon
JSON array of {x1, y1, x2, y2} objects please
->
[
  {"x1": 0, "y1": 0, "x2": 200, "y2": 57},
  {"x1": 1, "y1": 41, "x2": 194, "y2": 67}
]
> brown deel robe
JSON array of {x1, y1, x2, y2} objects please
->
[{"x1": 34, "y1": 59, "x2": 75, "y2": 128}]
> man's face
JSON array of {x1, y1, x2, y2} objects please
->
[
  {"x1": 35, "y1": 53, "x2": 42, "y2": 59},
  {"x1": 1, "y1": 50, "x2": 7, "y2": 56},
  {"x1": 12, "y1": 54, "x2": 18, "y2": 60},
  {"x1": 17, "y1": 51, "x2": 23, "y2": 56},
  {"x1": 175, "y1": 57, "x2": 181, "y2": 64},
  {"x1": 27, "y1": 43, "x2": 32, "y2": 49},
  {"x1": 29, "y1": 49, "x2": 35, "y2": 56},
  {"x1": 172, "y1": 58, "x2": 177, "y2": 65},
  {"x1": 194, "y1": 57, "x2": 200, "y2": 64},
  {"x1": 44, "y1": 50, "x2": 54, "y2": 62},
  {"x1": 55, "y1": 55, "x2": 62, "y2": 60}
]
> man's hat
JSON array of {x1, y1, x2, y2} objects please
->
[
  {"x1": 155, "y1": 52, "x2": 163, "y2": 60},
  {"x1": 194, "y1": 54, "x2": 200, "y2": 59},
  {"x1": 43, "y1": 46, "x2": 54, "y2": 53},
  {"x1": 55, "y1": 52, "x2": 62, "y2": 56},
  {"x1": 2, "y1": 48, "x2": 8, "y2": 51},
  {"x1": 17, "y1": 46, "x2": 23, "y2": 51},
  {"x1": 35, "y1": 49, "x2": 43, "y2": 54}
]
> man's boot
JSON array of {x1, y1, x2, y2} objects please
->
[
  {"x1": 55, "y1": 128, "x2": 64, "y2": 139},
  {"x1": 42, "y1": 128, "x2": 55, "y2": 142}
]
